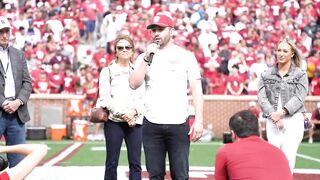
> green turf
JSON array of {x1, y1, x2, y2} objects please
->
[
  {"x1": 61, "y1": 141, "x2": 105, "y2": 166},
  {"x1": 296, "y1": 143, "x2": 320, "y2": 168},
  {"x1": 27, "y1": 141, "x2": 74, "y2": 162},
  {"x1": 34, "y1": 140, "x2": 320, "y2": 169},
  {"x1": 189, "y1": 142, "x2": 220, "y2": 167}
]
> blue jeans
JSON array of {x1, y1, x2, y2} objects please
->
[
  {"x1": 0, "y1": 112, "x2": 26, "y2": 167},
  {"x1": 143, "y1": 118, "x2": 190, "y2": 180},
  {"x1": 104, "y1": 120, "x2": 142, "y2": 180}
]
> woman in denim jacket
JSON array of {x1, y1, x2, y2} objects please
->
[{"x1": 258, "y1": 38, "x2": 308, "y2": 173}]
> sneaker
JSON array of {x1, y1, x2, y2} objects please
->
[{"x1": 308, "y1": 138, "x2": 313, "y2": 144}]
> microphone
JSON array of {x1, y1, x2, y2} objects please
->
[
  {"x1": 147, "y1": 41, "x2": 159, "y2": 66},
  {"x1": 147, "y1": 53, "x2": 154, "y2": 66}
]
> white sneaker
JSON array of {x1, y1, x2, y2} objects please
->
[{"x1": 308, "y1": 138, "x2": 313, "y2": 144}]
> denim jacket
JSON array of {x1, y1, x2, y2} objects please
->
[{"x1": 258, "y1": 63, "x2": 308, "y2": 116}]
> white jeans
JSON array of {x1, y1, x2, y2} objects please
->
[{"x1": 266, "y1": 112, "x2": 304, "y2": 173}]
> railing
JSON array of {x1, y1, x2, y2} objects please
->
[{"x1": 27, "y1": 94, "x2": 320, "y2": 138}]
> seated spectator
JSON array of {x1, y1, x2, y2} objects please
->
[
  {"x1": 249, "y1": 53, "x2": 268, "y2": 79},
  {"x1": 32, "y1": 42, "x2": 48, "y2": 64},
  {"x1": 214, "y1": 110, "x2": 292, "y2": 180},
  {"x1": 13, "y1": 26, "x2": 27, "y2": 50},
  {"x1": 82, "y1": 72, "x2": 98, "y2": 114},
  {"x1": 0, "y1": 144, "x2": 47, "y2": 180},
  {"x1": 310, "y1": 70, "x2": 320, "y2": 96},
  {"x1": 309, "y1": 102, "x2": 320, "y2": 143},
  {"x1": 226, "y1": 65, "x2": 245, "y2": 95},
  {"x1": 62, "y1": 66, "x2": 77, "y2": 94},
  {"x1": 245, "y1": 72, "x2": 259, "y2": 95},
  {"x1": 210, "y1": 67, "x2": 227, "y2": 95},
  {"x1": 48, "y1": 63, "x2": 65, "y2": 94},
  {"x1": 48, "y1": 47, "x2": 71, "y2": 67},
  {"x1": 92, "y1": 44, "x2": 107, "y2": 69},
  {"x1": 33, "y1": 70, "x2": 50, "y2": 94}
]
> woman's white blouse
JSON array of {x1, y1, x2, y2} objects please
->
[{"x1": 96, "y1": 62, "x2": 145, "y2": 124}]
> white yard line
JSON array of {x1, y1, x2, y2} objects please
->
[
  {"x1": 91, "y1": 146, "x2": 128, "y2": 151},
  {"x1": 297, "y1": 153, "x2": 320, "y2": 163},
  {"x1": 43, "y1": 142, "x2": 82, "y2": 166},
  {"x1": 26, "y1": 166, "x2": 320, "y2": 180}
]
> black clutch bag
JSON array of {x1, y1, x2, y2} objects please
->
[
  {"x1": 303, "y1": 113, "x2": 312, "y2": 131},
  {"x1": 0, "y1": 156, "x2": 8, "y2": 171},
  {"x1": 89, "y1": 107, "x2": 109, "y2": 123}
]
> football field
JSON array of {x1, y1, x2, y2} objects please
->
[{"x1": 22, "y1": 140, "x2": 320, "y2": 179}]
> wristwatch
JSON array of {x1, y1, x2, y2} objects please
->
[
  {"x1": 17, "y1": 99, "x2": 23, "y2": 106},
  {"x1": 265, "y1": 113, "x2": 271, "y2": 118},
  {"x1": 143, "y1": 56, "x2": 149, "y2": 63}
]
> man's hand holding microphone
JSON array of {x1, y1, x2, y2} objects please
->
[{"x1": 144, "y1": 41, "x2": 160, "y2": 66}]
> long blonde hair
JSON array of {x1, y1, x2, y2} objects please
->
[{"x1": 278, "y1": 38, "x2": 302, "y2": 67}]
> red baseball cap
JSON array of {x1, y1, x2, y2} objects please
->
[{"x1": 147, "y1": 14, "x2": 174, "y2": 29}]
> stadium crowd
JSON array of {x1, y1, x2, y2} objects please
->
[{"x1": 0, "y1": 0, "x2": 319, "y2": 102}]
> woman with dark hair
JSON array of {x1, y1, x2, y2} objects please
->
[
  {"x1": 95, "y1": 34, "x2": 144, "y2": 180},
  {"x1": 258, "y1": 38, "x2": 308, "y2": 173}
]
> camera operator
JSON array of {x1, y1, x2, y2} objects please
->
[
  {"x1": 214, "y1": 110, "x2": 291, "y2": 180},
  {"x1": 0, "y1": 144, "x2": 47, "y2": 180}
]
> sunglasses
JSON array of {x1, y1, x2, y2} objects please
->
[{"x1": 116, "y1": 46, "x2": 132, "y2": 51}]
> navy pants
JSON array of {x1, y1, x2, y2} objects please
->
[
  {"x1": 143, "y1": 118, "x2": 190, "y2": 180},
  {"x1": 0, "y1": 112, "x2": 26, "y2": 167},
  {"x1": 104, "y1": 120, "x2": 142, "y2": 180}
]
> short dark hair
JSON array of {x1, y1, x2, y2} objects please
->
[
  {"x1": 229, "y1": 110, "x2": 260, "y2": 138},
  {"x1": 232, "y1": 64, "x2": 239, "y2": 70}
]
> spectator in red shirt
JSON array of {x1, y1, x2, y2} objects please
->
[
  {"x1": 210, "y1": 67, "x2": 227, "y2": 95},
  {"x1": 33, "y1": 70, "x2": 50, "y2": 94},
  {"x1": 98, "y1": 58, "x2": 108, "y2": 72},
  {"x1": 310, "y1": 70, "x2": 320, "y2": 96},
  {"x1": 214, "y1": 110, "x2": 292, "y2": 180},
  {"x1": 81, "y1": 0, "x2": 98, "y2": 42},
  {"x1": 33, "y1": 10, "x2": 46, "y2": 36},
  {"x1": 74, "y1": 8, "x2": 87, "y2": 39},
  {"x1": 62, "y1": 66, "x2": 77, "y2": 94},
  {"x1": 32, "y1": 42, "x2": 47, "y2": 64},
  {"x1": 82, "y1": 72, "x2": 98, "y2": 112},
  {"x1": 92, "y1": 44, "x2": 107, "y2": 68},
  {"x1": 48, "y1": 63, "x2": 65, "y2": 93},
  {"x1": 308, "y1": 102, "x2": 320, "y2": 143},
  {"x1": 227, "y1": 65, "x2": 245, "y2": 95}
]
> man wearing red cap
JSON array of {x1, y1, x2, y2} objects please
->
[
  {"x1": 0, "y1": 16, "x2": 32, "y2": 167},
  {"x1": 129, "y1": 13, "x2": 204, "y2": 179}
]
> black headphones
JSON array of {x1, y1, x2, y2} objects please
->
[{"x1": 0, "y1": 156, "x2": 8, "y2": 171}]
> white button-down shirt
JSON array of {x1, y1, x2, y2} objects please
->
[{"x1": 0, "y1": 46, "x2": 15, "y2": 98}]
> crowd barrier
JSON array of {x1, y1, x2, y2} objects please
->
[{"x1": 27, "y1": 94, "x2": 320, "y2": 139}]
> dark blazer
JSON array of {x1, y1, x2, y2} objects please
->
[{"x1": 0, "y1": 46, "x2": 32, "y2": 123}]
